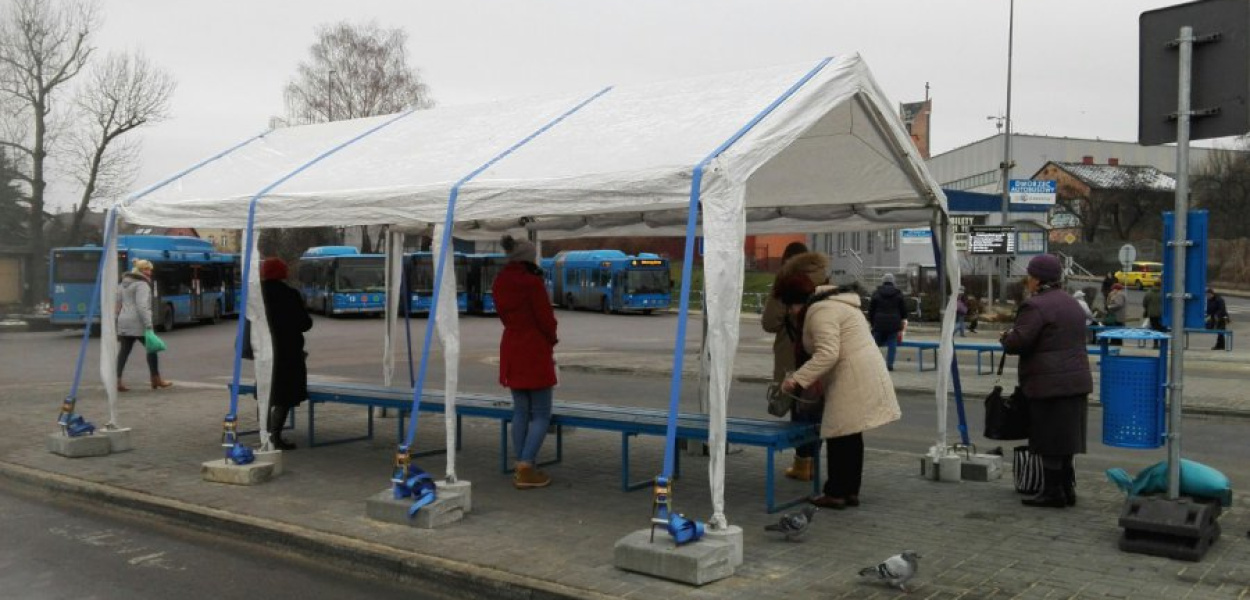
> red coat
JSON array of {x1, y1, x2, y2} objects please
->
[{"x1": 493, "y1": 261, "x2": 558, "y2": 389}]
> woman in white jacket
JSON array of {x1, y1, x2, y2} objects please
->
[
  {"x1": 781, "y1": 280, "x2": 901, "y2": 509},
  {"x1": 116, "y1": 260, "x2": 173, "y2": 391}
]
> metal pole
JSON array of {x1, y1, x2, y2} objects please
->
[
  {"x1": 1165, "y1": 26, "x2": 1193, "y2": 500},
  {"x1": 998, "y1": 0, "x2": 1015, "y2": 301}
]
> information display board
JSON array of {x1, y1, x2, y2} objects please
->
[{"x1": 969, "y1": 226, "x2": 1016, "y2": 255}]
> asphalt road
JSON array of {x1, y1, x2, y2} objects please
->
[
  {"x1": 4, "y1": 307, "x2": 1248, "y2": 486},
  {"x1": 0, "y1": 481, "x2": 445, "y2": 600}
]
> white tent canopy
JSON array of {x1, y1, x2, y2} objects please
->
[{"x1": 106, "y1": 53, "x2": 958, "y2": 531}]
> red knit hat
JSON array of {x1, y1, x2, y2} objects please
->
[{"x1": 261, "y1": 257, "x2": 288, "y2": 281}]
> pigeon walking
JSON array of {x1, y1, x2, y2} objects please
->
[
  {"x1": 764, "y1": 505, "x2": 817, "y2": 541},
  {"x1": 858, "y1": 551, "x2": 921, "y2": 592}
]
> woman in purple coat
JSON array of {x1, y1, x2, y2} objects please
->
[{"x1": 1000, "y1": 254, "x2": 1092, "y2": 509}]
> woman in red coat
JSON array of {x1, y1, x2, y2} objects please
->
[{"x1": 493, "y1": 235, "x2": 559, "y2": 489}]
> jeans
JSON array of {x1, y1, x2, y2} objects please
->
[
  {"x1": 511, "y1": 387, "x2": 553, "y2": 464},
  {"x1": 954, "y1": 317, "x2": 966, "y2": 337},
  {"x1": 117, "y1": 336, "x2": 160, "y2": 378},
  {"x1": 872, "y1": 329, "x2": 899, "y2": 370},
  {"x1": 791, "y1": 403, "x2": 822, "y2": 459}
]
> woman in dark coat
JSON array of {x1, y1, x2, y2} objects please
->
[
  {"x1": 1001, "y1": 254, "x2": 1093, "y2": 508},
  {"x1": 260, "y1": 257, "x2": 312, "y2": 451},
  {"x1": 493, "y1": 235, "x2": 559, "y2": 489}
]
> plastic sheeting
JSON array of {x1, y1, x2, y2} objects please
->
[
  {"x1": 99, "y1": 209, "x2": 120, "y2": 427},
  {"x1": 102, "y1": 53, "x2": 959, "y2": 531}
]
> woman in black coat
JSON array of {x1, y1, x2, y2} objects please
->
[
  {"x1": 1001, "y1": 254, "x2": 1093, "y2": 509},
  {"x1": 260, "y1": 258, "x2": 312, "y2": 451}
]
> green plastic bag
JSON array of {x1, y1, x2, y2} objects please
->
[{"x1": 143, "y1": 329, "x2": 167, "y2": 353}]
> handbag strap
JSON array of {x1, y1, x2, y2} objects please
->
[{"x1": 994, "y1": 351, "x2": 1007, "y2": 385}]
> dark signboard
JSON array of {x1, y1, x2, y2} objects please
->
[
  {"x1": 1139, "y1": 0, "x2": 1250, "y2": 145},
  {"x1": 969, "y1": 226, "x2": 1016, "y2": 255}
]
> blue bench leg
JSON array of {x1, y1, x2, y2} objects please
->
[
  {"x1": 456, "y1": 414, "x2": 463, "y2": 451},
  {"x1": 307, "y1": 400, "x2": 316, "y2": 447},
  {"x1": 766, "y1": 447, "x2": 776, "y2": 512},
  {"x1": 305, "y1": 401, "x2": 376, "y2": 448},
  {"x1": 500, "y1": 419, "x2": 510, "y2": 474}
]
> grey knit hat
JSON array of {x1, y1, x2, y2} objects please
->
[{"x1": 501, "y1": 235, "x2": 536, "y2": 264}]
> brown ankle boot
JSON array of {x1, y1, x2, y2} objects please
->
[
  {"x1": 513, "y1": 463, "x2": 551, "y2": 489},
  {"x1": 784, "y1": 457, "x2": 814, "y2": 481},
  {"x1": 150, "y1": 376, "x2": 173, "y2": 389},
  {"x1": 117, "y1": 381, "x2": 130, "y2": 392}
]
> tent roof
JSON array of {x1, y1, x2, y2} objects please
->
[{"x1": 119, "y1": 54, "x2": 947, "y2": 235}]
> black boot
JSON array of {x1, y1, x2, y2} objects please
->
[
  {"x1": 1061, "y1": 459, "x2": 1076, "y2": 507},
  {"x1": 1022, "y1": 467, "x2": 1067, "y2": 508},
  {"x1": 269, "y1": 405, "x2": 296, "y2": 451}
]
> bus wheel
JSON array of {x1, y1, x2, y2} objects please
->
[
  {"x1": 565, "y1": 294, "x2": 575, "y2": 310},
  {"x1": 601, "y1": 298, "x2": 611, "y2": 314},
  {"x1": 159, "y1": 305, "x2": 175, "y2": 332}
]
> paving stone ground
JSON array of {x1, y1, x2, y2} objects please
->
[{"x1": 2, "y1": 374, "x2": 1248, "y2": 599}]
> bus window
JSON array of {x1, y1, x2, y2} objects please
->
[
  {"x1": 626, "y1": 270, "x2": 670, "y2": 294},
  {"x1": 599, "y1": 268, "x2": 610, "y2": 287},
  {"x1": 52, "y1": 251, "x2": 101, "y2": 284},
  {"x1": 154, "y1": 264, "x2": 193, "y2": 296},
  {"x1": 337, "y1": 262, "x2": 386, "y2": 293}
]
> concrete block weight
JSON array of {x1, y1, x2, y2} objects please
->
[
  {"x1": 201, "y1": 459, "x2": 275, "y2": 485},
  {"x1": 252, "y1": 448, "x2": 284, "y2": 477},
  {"x1": 46, "y1": 433, "x2": 111, "y2": 458},
  {"x1": 98, "y1": 427, "x2": 133, "y2": 453},
  {"x1": 366, "y1": 488, "x2": 465, "y2": 529},
  {"x1": 613, "y1": 529, "x2": 734, "y2": 586}
]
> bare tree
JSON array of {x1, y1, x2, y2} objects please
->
[
  {"x1": 65, "y1": 51, "x2": 175, "y2": 243},
  {"x1": 0, "y1": 0, "x2": 99, "y2": 304},
  {"x1": 1193, "y1": 140, "x2": 1250, "y2": 239},
  {"x1": 281, "y1": 20, "x2": 434, "y2": 252}
]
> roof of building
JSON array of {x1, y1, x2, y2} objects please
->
[{"x1": 1043, "y1": 162, "x2": 1175, "y2": 191}]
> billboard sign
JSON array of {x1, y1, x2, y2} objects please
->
[
  {"x1": 1009, "y1": 180, "x2": 1057, "y2": 205},
  {"x1": 900, "y1": 228, "x2": 932, "y2": 245}
]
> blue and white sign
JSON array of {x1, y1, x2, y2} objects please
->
[
  {"x1": 900, "y1": 228, "x2": 932, "y2": 244},
  {"x1": 1009, "y1": 179, "x2": 1057, "y2": 205}
]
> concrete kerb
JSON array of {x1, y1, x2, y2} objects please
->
[{"x1": 0, "y1": 461, "x2": 615, "y2": 600}]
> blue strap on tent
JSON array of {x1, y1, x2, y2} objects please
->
[
  {"x1": 399, "y1": 87, "x2": 612, "y2": 459},
  {"x1": 403, "y1": 266, "x2": 416, "y2": 388},
  {"x1": 667, "y1": 513, "x2": 706, "y2": 545},
  {"x1": 659, "y1": 57, "x2": 831, "y2": 495},
  {"x1": 224, "y1": 111, "x2": 419, "y2": 437},
  {"x1": 60, "y1": 207, "x2": 119, "y2": 428},
  {"x1": 929, "y1": 225, "x2": 970, "y2": 446},
  {"x1": 393, "y1": 463, "x2": 438, "y2": 517},
  {"x1": 226, "y1": 443, "x2": 255, "y2": 465},
  {"x1": 64, "y1": 414, "x2": 96, "y2": 437}
]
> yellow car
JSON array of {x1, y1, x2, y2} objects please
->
[{"x1": 1116, "y1": 261, "x2": 1163, "y2": 290}]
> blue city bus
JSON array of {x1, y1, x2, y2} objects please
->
[
  {"x1": 296, "y1": 246, "x2": 386, "y2": 316},
  {"x1": 403, "y1": 252, "x2": 469, "y2": 314},
  {"x1": 542, "y1": 250, "x2": 671, "y2": 314},
  {"x1": 49, "y1": 235, "x2": 239, "y2": 330},
  {"x1": 466, "y1": 253, "x2": 506, "y2": 315}
]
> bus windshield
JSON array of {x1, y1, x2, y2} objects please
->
[
  {"x1": 336, "y1": 264, "x2": 386, "y2": 293},
  {"x1": 52, "y1": 251, "x2": 102, "y2": 284},
  {"x1": 625, "y1": 269, "x2": 669, "y2": 295}
]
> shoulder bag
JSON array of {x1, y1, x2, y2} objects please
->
[{"x1": 984, "y1": 352, "x2": 1029, "y2": 440}]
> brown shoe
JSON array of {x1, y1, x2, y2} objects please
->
[
  {"x1": 117, "y1": 381, "x2": 130, "y2": 392},
  {"x1": 150, "y1": 376, "x2": 173, "y2": 389},
  {"x1": 514, "y1": 463, "x2": 551, "y2": 489}
]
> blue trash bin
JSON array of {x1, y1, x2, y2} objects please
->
[{"x1": 1097, "y1": 329, "x2": 1170, "y2": 449}]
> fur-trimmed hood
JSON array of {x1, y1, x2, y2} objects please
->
[{"x1": 776, "y1": 252, "x2": 830, "y2": 288}]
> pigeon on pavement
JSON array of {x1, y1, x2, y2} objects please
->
[
  {"x1": 858, "y1": 550, "x2": 921, "y2": 592},
  {"x1": 763, "y1": 505, "x2": 817, "y2": 541}
]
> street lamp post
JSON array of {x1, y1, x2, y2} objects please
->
[{"x1": 998, "y1": 0, "x2": 1016, "y2": 301}]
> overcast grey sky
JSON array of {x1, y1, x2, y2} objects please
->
[{"x1": 50, "y1": 0, "x2": 1189, "y2": 210}]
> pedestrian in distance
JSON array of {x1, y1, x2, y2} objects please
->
[
  {"x1": 760, "y1": 243, "x2": 829, "y2": 482},
  {"x1": 1101, "y1": 272, "x2": 1117, "y2": 312},
  {"x1": 1142, "y1": 286, "x2": 1166, "y2": 349},
  {"x1": 966, "y1": 296, "x2": 981, "y2": 334},
  {"x1": 1104, "y1": 283, "x2": 1127, "y2": 347},
  {"x1": 494, "y1": 235, "x2": 559, "y2": 489},
  {"x1": 115, "y1": 259, "x2": 173, "y2": 392},
  {"x1": 779, "y1": 275, "x2": 901, "y2": 510},
  {"x1": 868, "y1": 273, "x2": 908, "y2": 371},
  {"x1": 259, "y1": 257, "x2": 311, "y2": 451},
  {"x1": 955, "y1": 289, "x2": 968, "y2": 337},
  {"x1": 1001, "y1": 254, "x2": 1092, "y2": 509},
  {"x1": 1205, "y1": 287, "x2": 1229, "y2": 350},
  {"x1": 1072, "y1": 290, "x2": 1095, "y2": 344}
]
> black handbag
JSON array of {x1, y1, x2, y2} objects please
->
[{"x1": 984, "y1": 353, "x2": 1030, "y2": 440}]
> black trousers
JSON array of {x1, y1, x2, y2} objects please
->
[
  {"x1": 268, "y1": 404, "x2": 293, "y2": 439},
  {"x1": 823, "y1": 432, "x2": 864, "y2": 497},
  {"x1": 117, "y1": 336, "x2": 159, "y2": 378}
]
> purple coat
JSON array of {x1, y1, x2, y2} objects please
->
[{"x1": 1001, "y1": 287, "x2": 1093, "y2": 400}]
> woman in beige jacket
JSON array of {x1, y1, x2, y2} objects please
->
[
  {"x1": 781, "y1": 281, "x2": 901, "y2": 509},
  {"x1": 760, "y1": 246, "x2": 829, "y2": 481}
]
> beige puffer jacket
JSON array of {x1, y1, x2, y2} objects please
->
[
  {"x1": 760, "y1": 252, "x2": 830, "y2": 382},
  {"x1": 791, "y1": 286, "x2": 901, "y2": 438}
]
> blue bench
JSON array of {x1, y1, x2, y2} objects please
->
[
  {"x1": 235, "y1": 381, "x2": 821, "y2": 513},
  {"x1": 898, "y1": 339, "x2": 1117, "y2": 374},
  {"x1": 1183, "y1": 328, "x2": 1233, "y2": 351}
]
